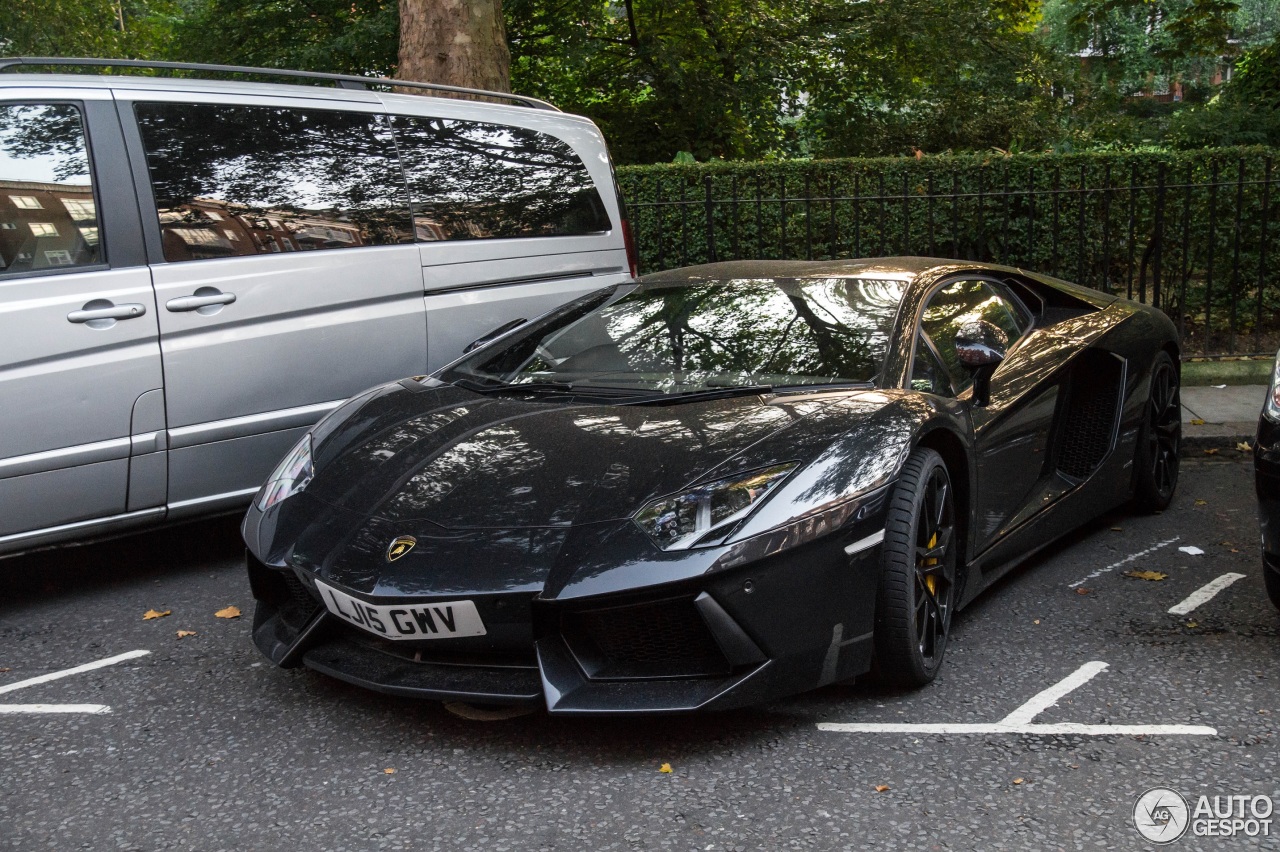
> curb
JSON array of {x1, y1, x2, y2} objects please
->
[{"x1": 1182, "y1": 433, "x2": 1253, "y2": 456}]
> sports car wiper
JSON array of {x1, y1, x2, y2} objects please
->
[{"x1": 451, "y1": 378, "x2": 574, "y2": 394}]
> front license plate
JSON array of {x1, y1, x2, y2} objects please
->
[{"x1": 315, "y1": 580, "x2": 486, "y2": 641}]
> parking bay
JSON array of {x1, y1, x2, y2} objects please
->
[{"x1": 0, "y1": 456, "x2": 1275, "y2": 850}]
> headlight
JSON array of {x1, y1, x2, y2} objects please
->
[
  {"x1": 634, "y1": 463, "x2": 796, "y2": 551},
  {"x1": 256, "y1": 434, "x2": 314, "y2": 511},
  {"x1": 1266, "y1": 349, "x2": 1280, "y2": 424}
]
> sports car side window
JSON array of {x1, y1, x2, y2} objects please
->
[
  {"x1": 910, "y1": 334, "x2": 954, "y2": 396},
  {"x1": 920, "y1": 279, "x2": 1028, "y2": 393}
]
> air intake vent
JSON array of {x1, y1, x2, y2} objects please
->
[
  {"x1": 561, "y1": 596, "x2": 731, "y2": 680},
  {"x1": 1057, "y1": 352, "x2": 1123, "y2": 480}
]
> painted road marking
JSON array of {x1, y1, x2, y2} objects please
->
[
  {"x1": 1068, "y1": 537, "x2": 1180, "y2": 588},
  {"x1": 817, "y1": 661, "x2": 1217, "y2": 736},
  {"x1": 1168, "y1": 572, "x2": 1247, "y2": 616},
  {"x1": 0, "y1": 704, "x2": 111, "y2": 715},
  {"x1": 0, "y1": 650, "x2": 150, "y2": 715},
  {"x1": 1001, "y1": 660, "x2": 1107, "y2": 725}
]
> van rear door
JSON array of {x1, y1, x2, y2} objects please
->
[{"x1": 380, "y1": 99, "x2": 631, "y2": 368}]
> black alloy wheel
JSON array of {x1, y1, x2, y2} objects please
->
[
  {"x1": 1134, "y1": 351, "x2": 1181, "y2": 512},
  {"x1": 873, "y1": 448, "x2": 958, "y2": 687}
]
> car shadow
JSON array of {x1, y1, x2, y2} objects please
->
[{"x1": 0, "y1": 514, "x2": 245, "y2": 606}]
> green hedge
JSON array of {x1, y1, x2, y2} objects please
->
[{"x1": 616, "y1": 148, "x2": 1280, "y2": 356}]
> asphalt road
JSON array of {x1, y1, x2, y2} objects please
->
[{"x1": 1, "y1": 456, "x2": 1277, "y2": 851}]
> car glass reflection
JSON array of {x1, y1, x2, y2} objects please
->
[{"x1": 0, "y1": 104, "x2": 101, "y2": 273}]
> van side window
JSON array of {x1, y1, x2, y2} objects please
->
[
  {"x1": 0, "y1": 104, "x2": 101, "y2": 274},
  {"x1": 391, "y1": 116, "x2": 611, "y2": 241},
  {"x1": 135, "y1": 103, "x2": 412, "y2": 262}
]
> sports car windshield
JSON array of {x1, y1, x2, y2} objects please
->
[{"x1": 441, "y1": 277, "x2": 908, "y2": 396}]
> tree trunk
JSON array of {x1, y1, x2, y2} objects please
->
[{"x1": 397, "y1": 0, "x2": 511, "y2": 95}]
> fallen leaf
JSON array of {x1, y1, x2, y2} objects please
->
[
  {"x1": 1013, "y1": 778, "x2": 1024, "y2": 785},
  {"x1": 1185, "y1": 621, "x2": 1198, "y2": 628},
  {"x1": 1195, "y1": 500, "x2": 1208, "y2": 506},
  {"x1": 1110, "y1": 527, "x2": 1123, "y2": 532},
  {"x1": 0, "y1": 667, "x2": 10, "y2": 673},
  {"x1": 1230, "y1": 548, "x2": 1240, "y2": 553},
  {"x1": 143, "y1": 609, "x2": 171, "y2": 620},
  {"x1": 1203, "y1": 448, "x2": 1219, "y2": 456},
  {"x1": 176, "y1": 630, "x2": 197, "y2": 639},
  {"x1": 875, "y1": 785, "x2": 890, "y2": 792},
  {"x1": 1237, "y1": 442, "x2": 1252, "y2": 452},
  {"x1": 1125, "y1": 570, "x2": 1168, "y2": 581},
  {"x1": 384, "y1": 768, "x2": 396, "y2": 775},
  {"x1": 1033, "y1": 619, "x2": 1041, "y2": 625},
  {"x1": 659, "y1": 763, "x2": 673, "y2": 774},
  {"x1": 1190, "y1": 418, "x2": 1206, "y2": 425},
  {"x1": 1075, "y1": 587, "x2": 1091, "y2": 595},
  {"x1": 214, "y1": 606, "x2": 241, "y2": 619}
]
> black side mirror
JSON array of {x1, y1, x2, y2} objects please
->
[
  {"x1": 955, "y1": 319, "x2": 1008, "y2": 406},
  {"x1": 464, "y1": 318, "x2": 526, "y2": 354}
]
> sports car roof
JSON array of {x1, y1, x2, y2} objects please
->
[{"x1": 637, "y1": 257, "x2": 993, "y2": 284}]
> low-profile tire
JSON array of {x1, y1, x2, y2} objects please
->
[
  {"x1": 1264, "y1": 563, "x2": 1280, "y2": 613},
  {"x1": 873, "y1": 448, "x2": 958, "y2": 688},
  {"x1": 1133, "y1": 350, "x2": 1181, "y2": 513}
]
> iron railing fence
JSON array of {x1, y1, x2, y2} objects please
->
[{"x1": 620, "y1": 155, "x2": 1279, "y2": 357}]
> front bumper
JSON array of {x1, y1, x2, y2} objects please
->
[{"x1": 245, "y1": 493, "x2": 889, "y2": 714}]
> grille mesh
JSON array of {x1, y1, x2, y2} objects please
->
[
  {"x1": 1057, "y1": 356, "x2": 1121, "y2": 479},
  {"x1": 564, "y1": 597, "x2": 729, "y2": 679}
]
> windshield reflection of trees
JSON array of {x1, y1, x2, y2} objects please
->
[{"x1": 518, "y1": 278, "x2": 906, "y2": 390}]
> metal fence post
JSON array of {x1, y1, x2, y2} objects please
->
[{"x1": 704, "y1": 174, "x2": 717, "y2": 264}]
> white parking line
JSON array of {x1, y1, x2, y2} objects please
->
[
  {"x1": 1067, "y1": 537, "x2": 1180, "y2": 588},
  {"x1": 817, "y1": 661, "x2": 1217, "y2": 736},
  {"x1": 0, "y1": 704, "x2": 111, "y2": 715},
  {"x1": 0, "y1": 650, "x2": 150, "y2": 715},
  {"x1": 1168, "y1": 573, "x2": 1247, "y2": 615},
  {"x1": 1001, "y1": 660, "x2": 1107, "y2": 725}
]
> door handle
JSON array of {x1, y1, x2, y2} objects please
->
[
  {"x1": 166, "y1": 288, "x2": 237, "y2": 314},
  {"x1": 67, "y1": 300, "x2": 147, "y2": 329}
]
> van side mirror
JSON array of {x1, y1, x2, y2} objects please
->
[
  {"x1": 955, "y1": 320, "x2": 1008, "y2": 407},
  {"x1": 464, "y1": 318, "x2": 526, "y2": 354}
]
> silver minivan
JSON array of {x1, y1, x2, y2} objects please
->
[{"x1": 0, "y1": 59, "x2": 636, "y2": 556}]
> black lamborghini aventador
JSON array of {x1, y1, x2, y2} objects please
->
[{"x1": 242, "y1": 258, "x2": 1183, "y2": 714}]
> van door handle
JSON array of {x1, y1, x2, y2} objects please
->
[
  {"x1": 166, "y1": 288, "x2": 237, "y2": 314},
  {"x1": 68, "y1": 300, "x2": 147, "y2": 328}
]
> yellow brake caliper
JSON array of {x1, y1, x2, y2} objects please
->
[{"x1": 923, "y1": 532, "x2": 939, "y2": 596}]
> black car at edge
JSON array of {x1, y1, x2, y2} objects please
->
[
  {"x1": 1254, "y1": 348, "x2": 1280, "y2": 612},
  {"x1": 242, "y1": 259, "x2": 1183, "y2": 714}
]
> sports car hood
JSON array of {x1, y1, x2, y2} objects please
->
[{"x1": 302, "y1": 382, "x2": 877, "y2": 530}]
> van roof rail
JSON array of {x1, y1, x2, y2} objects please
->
[{"x1": 0, "y1": 56, "x2": 561, "y2": 111}]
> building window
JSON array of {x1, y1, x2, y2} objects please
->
[
  {"x1": 44, "y1": 250, "x2": 74, "y2": 266},
  {"x1": 29, "y1": 222, "x2": 59, "y2": 237},
  {"x1": 10, "y1": 195, "x2": 43, "y2": 210}
]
